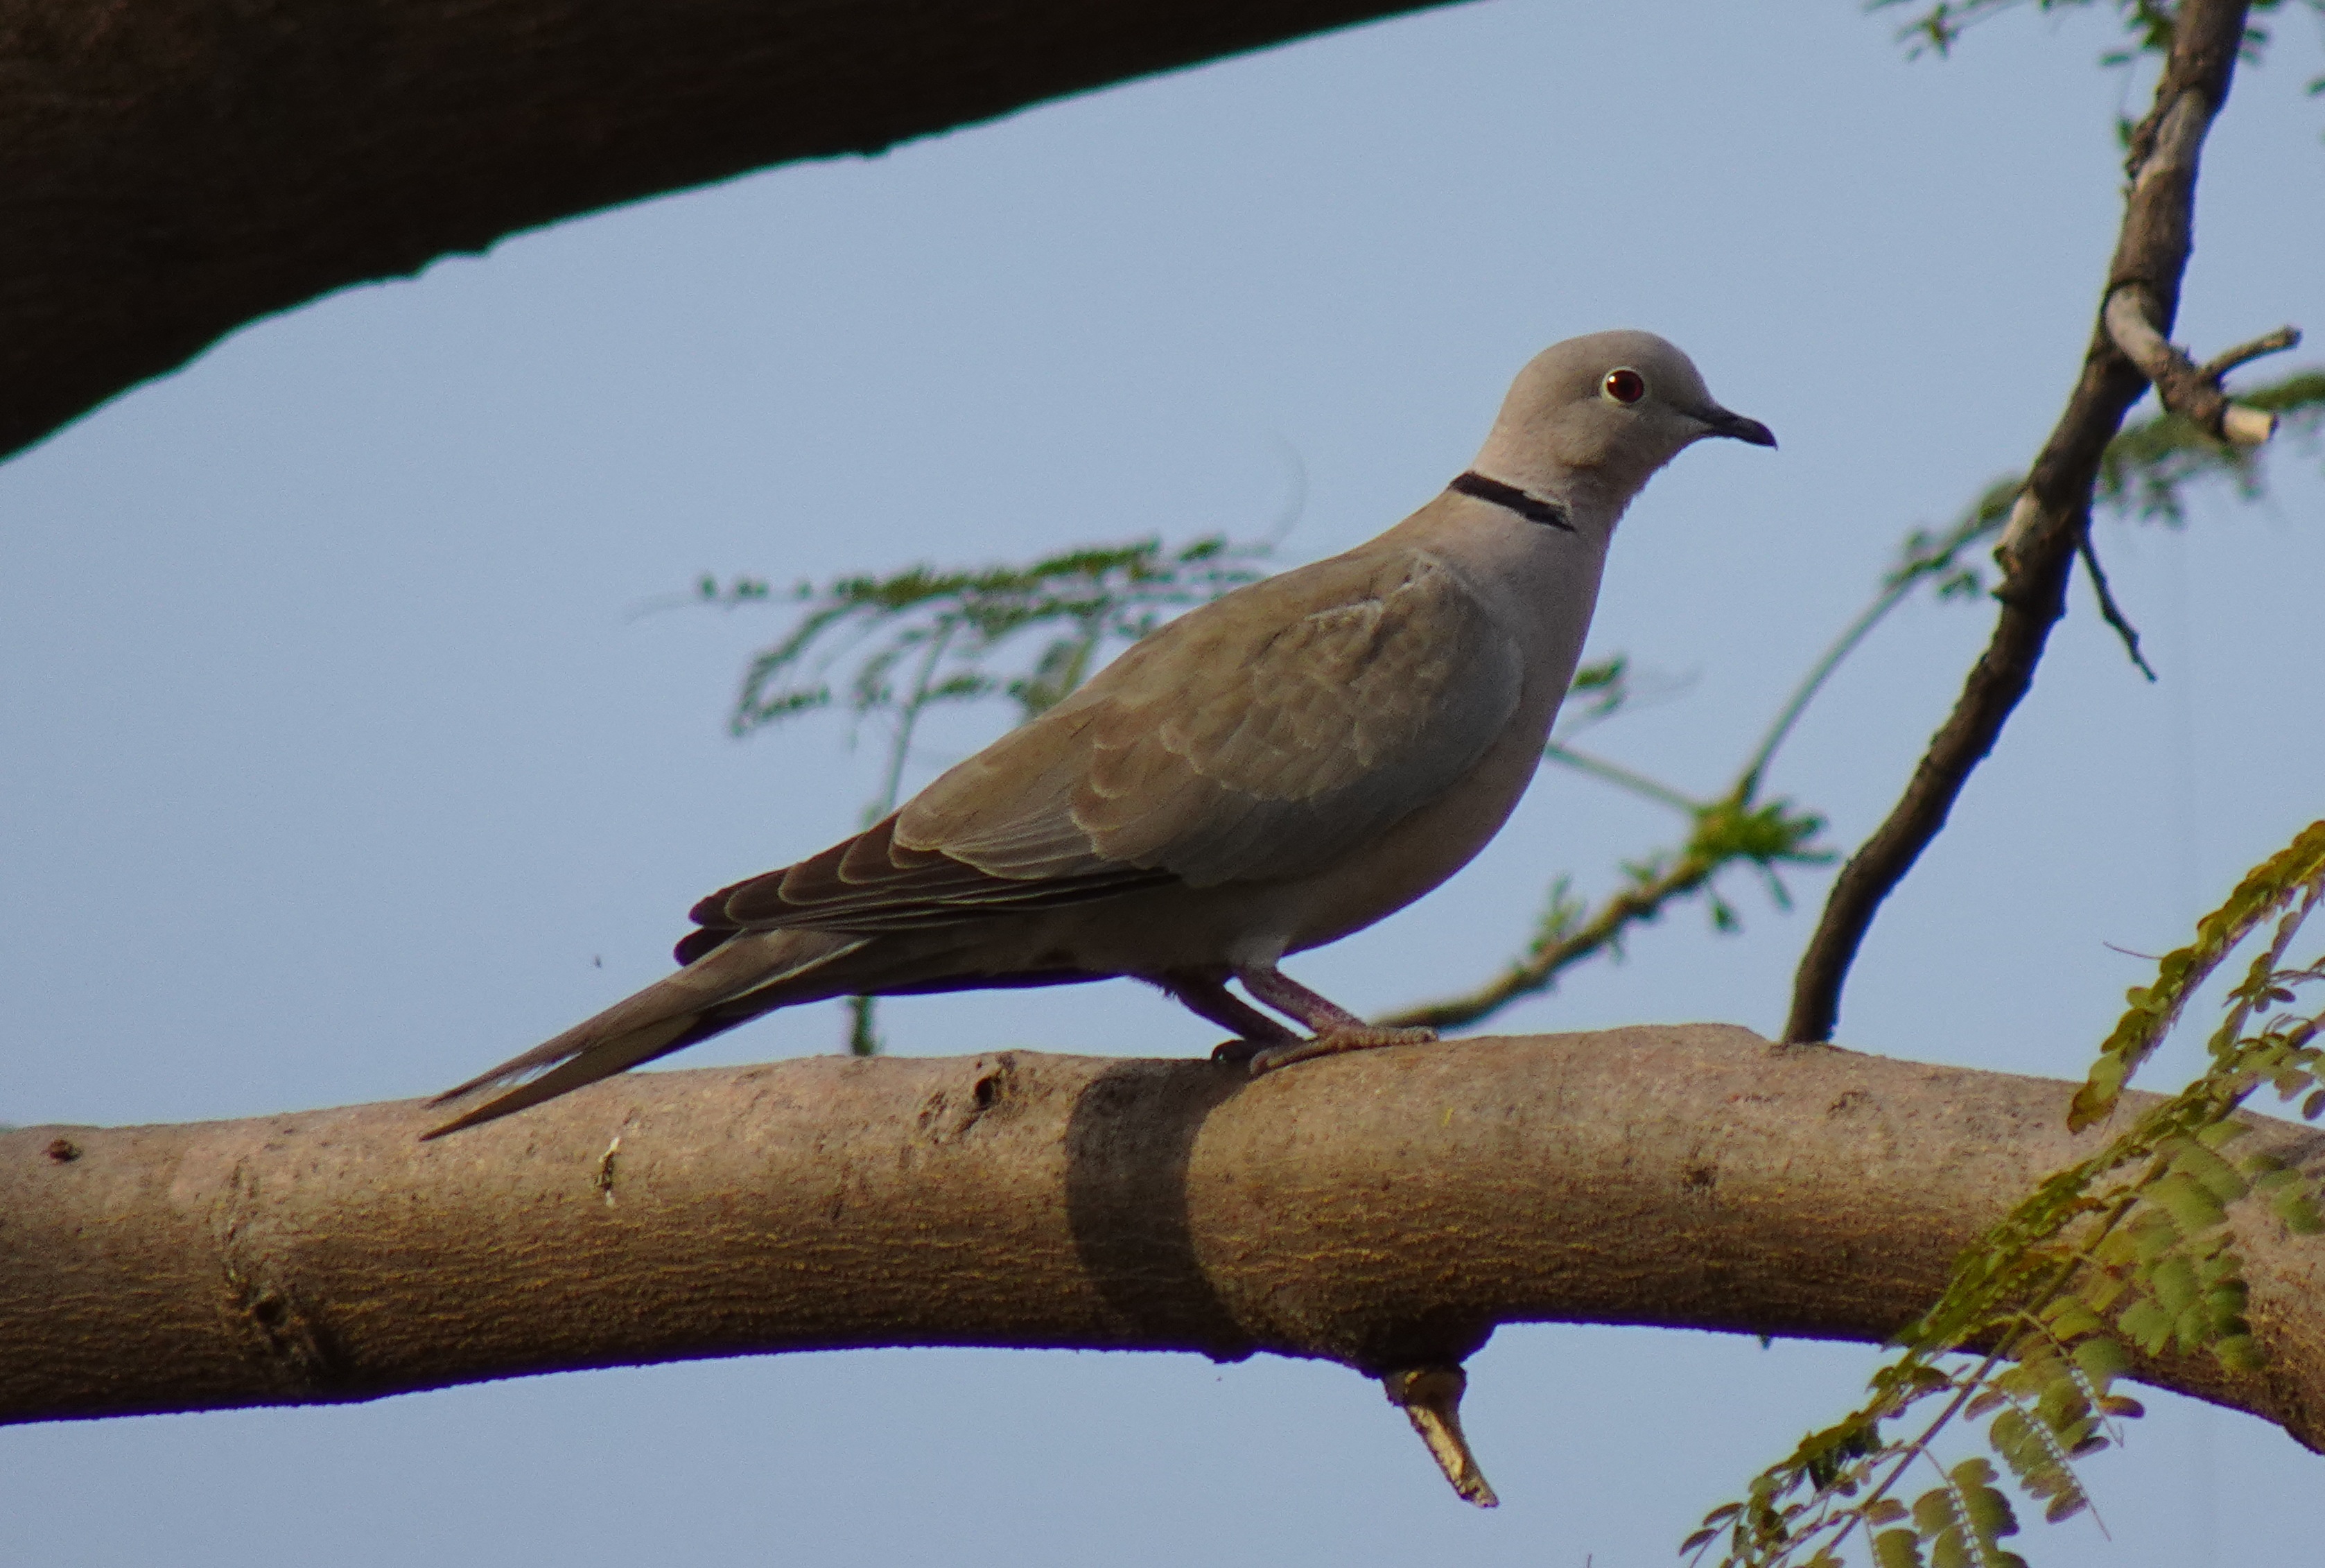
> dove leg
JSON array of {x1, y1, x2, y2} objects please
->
[
  {"x1": 1158, "y1": 969, "x2": 1302, "y2": 1063},
  {"x1": 1232, "y1": 963, "x2": 1438, "y2": 1074}
]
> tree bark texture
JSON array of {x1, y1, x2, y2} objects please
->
[
  {"x1": 0, "y1": 0, "x2": 1454, "y2": 462},
  {"x1": 8, "y1": 1025, "x2": 2325, "y2": 1449}
]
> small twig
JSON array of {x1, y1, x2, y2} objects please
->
[
  {"x1": 1739, "y1": 573, "x2": 1917, "y2": 796},
  {"x1": 1783, "y1": 0, "x2": 2255, "y2": 1045},
  {"x1": 1542, "y1": 741, "x2": 1704, "y2": 815},
  {"x1": 845, "y1": 993, "x2": 882, "y2": 1058},
  {"x1": 2074, "y1": 528, "x2": 2157, "y2": 681},
  {"x1": 1378, "y1": 845, "x2": 1715, "y2": 1031},
  {"x1": 2201, "y1": 325, "x2": 2302, "y2": 381},
  {"x1": 1382, "y1": 1366, "x2": 1498, "y2": 1508},
  {"x1": 874, "y1": 618, "x2": 959, "y2": 816},
  {"x1": 846, "y1": 618, "x2": 959, "y2": 1056}
]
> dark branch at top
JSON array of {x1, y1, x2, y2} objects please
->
[{"x1": 0, "y1": 0, "x2": 1456, "y2": 462}]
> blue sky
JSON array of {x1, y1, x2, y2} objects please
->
[{"x1": 6, "y1": 3, "x2": 2324, "y2": 1562}]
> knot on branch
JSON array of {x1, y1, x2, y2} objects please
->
[
  {"x1": 2102, "y1": 285, "x2": 2296, "y2": 448},
  {"x1": 1999, "y1": 295, "x2": 2298, "y2": 580}
]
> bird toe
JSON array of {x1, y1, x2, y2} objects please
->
[{"x1": 1246, "y1": 1026, "x2": 1439, "y2": 1075}]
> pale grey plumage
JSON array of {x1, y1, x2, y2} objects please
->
[{"x1": 426, "y1": 331, "x2": 1772, "y2": 1136}]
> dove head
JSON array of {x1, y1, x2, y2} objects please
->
[{"x1": 1472, "y1": 331, "x2": 1773, "y2": 519}]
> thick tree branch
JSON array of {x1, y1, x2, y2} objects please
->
[
  {"x1": 9, "y1": 1026, "x2": 2325, "y2": 1488},
  {"x1": 0, "y1": 0, "x2": 1455, "y2": 462},
  {"x1": 1784, "y1": 0, "x2": 2262, "y2": 1045}
]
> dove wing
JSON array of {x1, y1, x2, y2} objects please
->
[{"x1": 685, "y1": 547, "x2": 1523, "y2": 944}]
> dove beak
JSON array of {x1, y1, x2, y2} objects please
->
[{"x1": 1693, "y1": 403, "x2": 1777, "y2": 448}]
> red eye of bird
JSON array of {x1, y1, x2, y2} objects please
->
[{"x1": 1603, "y1": 367, "x2": 1646, "y2": 405}]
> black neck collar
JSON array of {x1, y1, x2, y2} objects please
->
[{"x1": 1449, "y1": 470, "x2": 1574, "y2": 533}]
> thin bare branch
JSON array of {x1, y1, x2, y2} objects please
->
[
  {"x1": 1377, "y1": 853, "x2": 1716, "y2": 1031},
  {"x1": 1784, "y1": 0, "x2": 2259, "y2": 1045},
  {"x1": 1378, "y1": 793, "x2": 1826, "y2": 1031},
  {"x1": 2201, "y1": 324, "x2": 2304, "y2": 381},
  {"x1": 1542, "y1": 740, "x2": 1706, "y2": 814},
  {"x1": 2075, "y1": 528, "x2": 2157, "y2": 681}
]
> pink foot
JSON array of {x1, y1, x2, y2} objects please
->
[{"x1": 1246, "y1": 1025, "x2": 1438, "y2": 1075}]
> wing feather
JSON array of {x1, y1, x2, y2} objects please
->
[{"x1": 681, "y1": 546, "x2": 1522, "y2": 946}]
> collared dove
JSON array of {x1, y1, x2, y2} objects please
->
[{"x1": 426, "y1": 332, "x2": 1772, "y2": 1136}]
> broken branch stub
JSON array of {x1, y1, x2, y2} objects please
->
[{"x1": 2102, "y1": 286, "x2": 2294, "y2": 448}]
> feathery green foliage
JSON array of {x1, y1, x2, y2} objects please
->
[
  {"x1": 713, "y1": 534, "x2": 1273, "y2": 744},
  {"x1": 2097, "y1": 370, "x2": 2325, "y2": 523},
  {"x1": 1688, "y1": 820, "x2": 2325, "y2": 1568},
  {"x1": 1878, "y1": 369, "x2": 2325, "y2": 609},
  {"x1": 1874, "y1": 0, "x2": 2325, "y2": 91}
]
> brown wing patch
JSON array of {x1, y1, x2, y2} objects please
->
[{"x1": 679, "y1": 812, "x2": 1171, "y2": 950}]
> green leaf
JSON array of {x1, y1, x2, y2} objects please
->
[
  {"x1": 2203, "y1": 1275, "x2": 2250, "y2": 1323},
  {"x1": 2213, "y1": 1333, "x2": 2267, "y2": 1373},
  {"x1": 2148, "y1": 1253, "x2": 2200, "y2": 1315},
  {"x1": 2071, "y1": 1334, "x2": 2132, "y2": 1388},
  {"x1": 2071, "y1": 1054, "x2": 2130, "y2": 1132},
  {"x1": 2033, "y1": 1377, "x2": 2090, "y2": 1436},
  {"x1": 1988, "y1": 1406, "x2": 2032, "y2": 1461},
  {"x1": 2041, "y1": 1297, "x2": 2109, "y2": 1341},
  {"x1": 2193, "y1": 1119, "x2": 2250, "y2": 1151},
  {"x1": 1951, "y1": 1458, "x2": 2019, "y2": 1539},
  {"x1": 2150, "y1": 1172, "x2": 2228, "y2": 1235},
  {"x1": 1911, "y1": 1487, "x2": 1954, "y2": 1537},
  {"x1": 1872, "y1": 1527, "x2": 1927, "y2": 1568},
  {"x1": 2077, "y1": 1268, "x2": 2129, "y2": 1311},
  {"x1": 2044, "y1": 1486, "x2": 2091, "y2": 1525},
  {"x1": 2128, "y1": 1209, "x2": 2181, "y2": 1262},
  {"x1": 2272, "y1": 1184, "x2": 2325, "y2": 1234},
  {"x1": 2169, "y1": 1140, "x2": 2249, "y2": 1203},
  {"x1": 2118, "y1": 1299, "x2": 2173, "y2": 1354}
]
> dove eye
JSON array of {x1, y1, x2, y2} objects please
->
[{"x1": 1602, "y1": 368, "x2": 1647, "y2": 405}]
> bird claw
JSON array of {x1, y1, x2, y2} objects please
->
[{"x1": 1244, "y1": 1025, "x2": 1438, "y2": 1075}]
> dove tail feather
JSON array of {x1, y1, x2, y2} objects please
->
[{"x1": 421, "y1": 930, "x2": 869, "y2": 1139}]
